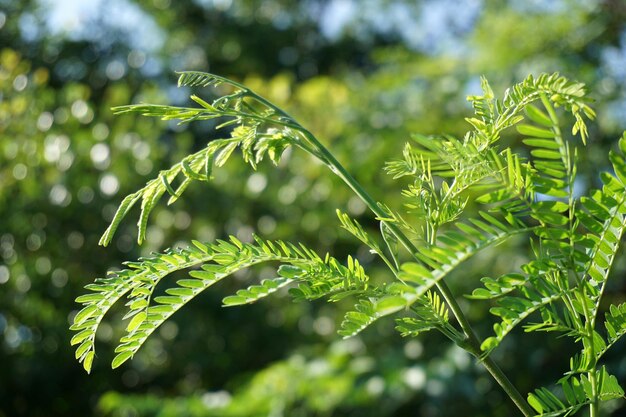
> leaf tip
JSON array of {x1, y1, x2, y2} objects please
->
[
  {"x1": 83, "y1": 351, "x2": 95, "y2": 374},
  {"x1": 112, "y1": 351, "x2": 133, "y2": 369}
]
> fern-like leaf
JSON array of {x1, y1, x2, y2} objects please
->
[
  {"x1": 395, "y1": 291, "x2": 463, "y2": 341},
  {"x1": 338, "y1": 213, "x2": 531, "y2": 337},
  {"x1": 580, "y1": 136, "x2": 626, "y2": 324},
  {"x1": 103, "y1": 71, "x2": 307, "y2": 245},
  {"x1": 73, "y1": 236, "x2": 369, "y2": 370},
  {"x1": 597, "y1": 302, "x2": 626, "y2": 360},
  {"x1": 335, "y1": 209, "x2": 397, "y2": 272},
  {"x1": 527, "y1": 367, "x2": 623, "y2": 417},
  {"x1": 71, "y1": 242, "x2": 215, "y2": 372},
  {"x1": 527, "y1": 383, "x2": 585, "y2": 417},
  {"x1": 338, "y1": 282, "x2": 416, "y2": 337},
  {"x1": 222, "y1": 276, "x2": 294, "y2": 306}
]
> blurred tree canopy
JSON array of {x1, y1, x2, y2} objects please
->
[{"x1": 2, "y1": 0, "x2": 626, "y2": 416}]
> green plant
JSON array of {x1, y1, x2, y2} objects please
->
[{"x1": 71, "y1": 71, "x2": 626, "y2": 416}]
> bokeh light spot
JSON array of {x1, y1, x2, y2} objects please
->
[
  {"x1": 0, "y1": 265, "x2": 9, "y2": 284},
  {"x1": 365, "y1": 376, "x2": 385, "y2": 396},
  {"x1": 15, "y1": 274, "x2": 31, "y2": 293},
  {"x1": 127, "y1": 50, "x2": 146, "y2": 68},
  {"x1": 13, "y1": 74, "x2": 28, "y2": 91},
  {"x1": 404, "y1": 366, "x2": 426, "y2": 390},
  {"x1": 12, "y1": 164, "x2": 28, "y2": 180},
  {"x1": 37, "y1": 112, "x2": 54, "y2": 131},
  {"x1": 77, "y1": 186, "x2": 95, "y2": 204},
  {"x1": 99, "y1": 173, "x2": 120, "y2": 196},
  {"x1": 49, "y1": 184, "x2": 72, "y2": 206},
  {"x1": 257, "y1": 215, "x2": 276, "y2": 235},
  {"x1": 92, "y1": 123, "x2": 110, "y2": 141},
  {"x1": 90, "y1": 143, "x2": 111, "y2": 169},
  {"x1": 71, "y1": 100, "x2": 88, "y2": 119},
  {"x1": 51, "y1": 268, "x2": 68, "y2": 288},
  {"x1": 106, "y1": 60, "x2": 126, "y2": 80},
  {"x1": 404, "y1": 340, "x2": 423, "y2": 359},
  {"x1": 246, "y1": 173, "x2": 267, "y2": 194},
  {"x1": 67, "y1": 231, "x2": 85, "y2": 249}
]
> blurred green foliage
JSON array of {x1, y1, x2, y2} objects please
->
[{"x1": 2, "y1": 0, "x2": 626, "y2": 416}]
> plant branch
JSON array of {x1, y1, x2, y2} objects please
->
[
  {"x1": 243, "y1": 84, "x2": 536, "y2": 414},
  {"x1": 292, "y1": 127, "x2": 534, "y2": 417}
]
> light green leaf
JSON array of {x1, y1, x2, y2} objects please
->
[
  {"x1": 83, "y1": 351, "x2": 95, "y2": 374},
  {"x1": 74, "y1": 305, "x2": 99, "y2": 326},
  {"x1": 126, "y1": 311, "x2": 147, "y2": 332},
  {"x1": 70, "y1": 329, "x2": 92, "y2": 346},
  {"x1": 75, "y1": 340, "x2": 92, "y2": 360},
  {"x1": 525, "y1": 105, "x2": 553, "y2": 127},
  {"x1": 375, "y1": 296, "x2": 406, "y2": 316},
  {"x1": 517, "y1": 124, "x2": 554, "y2": 138},
  {"x1": 112, "y1": 351, "x2": 134, "y2": 369},
  {"x1": 75, "y1": 293, "x2": 105, "y2": 303}
]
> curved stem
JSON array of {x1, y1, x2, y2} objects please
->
[
  {"x1": 296, "y1": 129, "x2": 534, "y2": 417},
  {"x1": 234, "y1": 86, "x2": 534, "y2": 416}
]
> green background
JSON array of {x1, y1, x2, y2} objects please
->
[{"x1": 2, "y1": 1, "x2": 626, "y2": 416}]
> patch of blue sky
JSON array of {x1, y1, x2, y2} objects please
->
[
  {"x1": 192, "y1": 0, "x2": 232, "y2": 11},
  {"x1": 601, "y1": 29, "x2": 626, "y2": 129},
  {"x1": 508, "y1": 0, "x2": 598, "y2": 14},
  {"x1": 319, "y1": 0, "x2": 482, "y2": 56},
  {"x1": 36, "y1": 0, "x2": 165, "y2": 53},
  {"x1": 602, "y1": 31, "x2": 626, "y2": 83}
]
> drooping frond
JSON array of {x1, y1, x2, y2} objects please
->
[
  {"x1": 577, "y1": 135, "x2": 626, "y2": 324},
  {"x1": 72, "y1": 236, "x2": 369, "y2": 372},
  {"x1": 338, "y1": 298, "x2": 391, "y2": 338},
  {"x1": 478, "y1": 270, "x2": 576, "y2": 353},
  {"x1": 467, "y1": 73, "x2": 594, "y2": 147},
  {"x1": 527, "y1": 382, "x2": 586, "y2": 417},
  {"x1": 99, "y1": 128, "x2": 293, "y2": 246},
  {"x1": 338, "y1": 212, "x2": 531, "y2": 338},
  {"x1": 118, "y1": 71, "x2": 293, "y2": 128},
  {"x1": 103, "y1": 71, "x2": 316, "y2": 246},
  {"x1": 597, "y1": 302, "x2": 626, "y2": 360},
  {"x1": 222, "y1": 276, "x2": 294, "y2": 306},
  {"x1": 335, "y1": 209, "x2": 397, "y2": 273},
  {"x1": 527, "y1": 367, "x2": 623, "y2": 417},
  {"x1": 395, "y1": 291, "x2": 462, "y2": 341},
  {"x1": 71, "y1": 243, "x2": 215, "y2": 373},
  {"x1": 468, "y1": 273, "x2": 527, "y2": 300},
  {"x1": 177, "y1": 71, "x2": 237, "y2": 89}
]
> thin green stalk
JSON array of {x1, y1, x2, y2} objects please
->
[
  {"x1": 590, "y1": 367, "x2": 599, "y2": 417},
  {"x1": 238, "y1": 88, "x2": 534, "y2": 417},
  {"x1": 580, "y1": 285, "x2": 600, "y2": 417},
  {"x1": 295, "y1": 128, "x2": 535, "y2": 417},
  {"x1": 587, "y1": 340, "x2": 599, "y2": 417}
]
